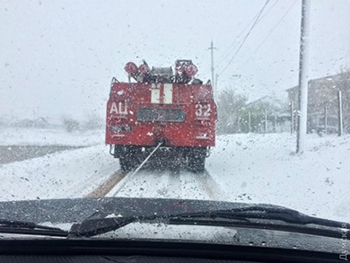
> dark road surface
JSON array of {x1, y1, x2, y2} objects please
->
[{"x1": 0, "y1": 145, "x2": 84, "y2": 165}]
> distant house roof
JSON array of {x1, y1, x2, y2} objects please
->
[
  {"x1": 286, "y1": 72, "x2": 349, "y2": 92},
  {"x1": 246, "y1": 95, "x2": 285, "y2": 110}
]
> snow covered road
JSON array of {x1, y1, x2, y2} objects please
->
[
  {"x1": 0, "y1": 128, "x2": 349, "y2": 222},
  {"x1": 106, "y1": 168, "x2": 225, "y2": 201}
]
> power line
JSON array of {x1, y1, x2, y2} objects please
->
[
  {"x1": 242, "y1": 0, "x2": 297, "y2": 67},
  {"x1": 216, "y1": 12, "x2": 261, "y2": 64},
  {"x1": 204, "y1": 0, "x2": 277, "y2": 77},
  {"x1": 216, "y1": 0, "x2": 277, "y2": 65},
  {"x1": 218, "y1": 0, "x2": 270, "y2": 76},
  {"x1": 257, "y1": 0, "x2": 279, "y2": 24}
]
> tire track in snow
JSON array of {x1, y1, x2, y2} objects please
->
[
  {"x1": 84, "y1": 169, "x2": 129, "y2": 198},
  {"x1": 92, "y1": 166, "x2": 225, "y2": 201},
  {"x1": 110, "y1": 168, "x2": 172, "y2": 198},
  {"x1": 63, "y1": 163, "x2": 116, "y2": 198},
  {"x1": 197, "y1": 170, "x2": 226, "y2": 201},
  {"x1": 166, "y1": 171, "x2": 182, "y2": 198}
]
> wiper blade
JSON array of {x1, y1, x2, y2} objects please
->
[
  {"x1": 0, "y1": 219, "x2": 68, "y2": 237},
  {"x1": 69, "y1": 205, "x2": 349, "y2": 239},
  {"x1": 178, "y1": 206, "x2": 346, "y2": 227}
]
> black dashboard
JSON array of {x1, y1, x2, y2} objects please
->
[{"x1": 0, "y1": 239, "x2": 342, "y2": 263}]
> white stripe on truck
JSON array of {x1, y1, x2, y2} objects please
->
[
  {"x1": 163, "y1": 83, "x2": 173, "y2": 104},
  {"x1": 151, "y1": 83, "x2": 173, "y2": 104},
  {"x1": 151, "y1": 83, "x2": 160, "y2": 104}
]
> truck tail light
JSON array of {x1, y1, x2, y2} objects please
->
[
  {"x1": 195, "y1": 120, "x2": 210, "y2": 126},
  {"x1": 111, "y1": 118, "x2": 126, "y2": 125}
]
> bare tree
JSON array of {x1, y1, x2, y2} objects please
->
[
  {"x1": 83, "y1": 112, "x2": 104, "y2": 130},
  {"x1": 216, "y1": 89, "x2": 248, "y2": 134},
  {"x1": 62, "y1": 116, "x2": 80, "y2": 133}
]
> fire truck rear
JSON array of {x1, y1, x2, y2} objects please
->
[{"x1": 106, "y1": 60, "x2": 216, "y2": 173}]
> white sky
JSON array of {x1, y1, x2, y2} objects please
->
[{"x1": 1, "y1": 0, "x2": 349, "y2": 120}]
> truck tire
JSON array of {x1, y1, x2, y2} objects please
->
[
  {"x1": 188, "y1": 156, "x2": 205, "y2": 173},
  {"x1": 187, "y1": 148, "x2": 206, "y2": 173},
  {"x1": 119, "y1": 156, "x2": 133, "y2": 172}
]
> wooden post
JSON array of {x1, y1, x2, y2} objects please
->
[
  {"x1": 264, "y1": 109, "x2": 268, "y2": 134},
  {"x1": 290, "y1": 101, "x2": 294, "y2": 134},
  {"x1": 324, "y1": 105, "x2": 328, "y2": 134},
  {"x1": 248, "y1": 111, "x2": 251, "y2": 133},
  {"x1": 338, "y1": 90, "x2": 343, "y2": 136}
]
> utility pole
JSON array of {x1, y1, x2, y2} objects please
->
[
  {"x1": 264, "y1": 109, "x2": 268, "y2": 134},
  {"x1": 296, "y1": 0, "x2": 311, "y2": 154},
  {"x1": 215, "y1": 73, "x2": 219, "y2": 94},
  {"x1": 290, "y1": 101, "x2": 294, "y2": 134},
  {"x1": 338, "y1": 90, "x2": 343, "y2": 136},
  {"x1": 324, "y1": 105, "x2": 328, "y2": 135},
  {"x1": 208, "y1": 41, "x2": 217, "y2": 98},
  {"x1": 248, "y1": 111, "x2": 251, "y2": 133}
]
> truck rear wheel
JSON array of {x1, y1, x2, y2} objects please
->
[
  {"x1": 119, "y1": 156, "x2": 133, "y2": 172},
  {"x1": 188, "y1": 156, "x2": 205, "y2": 173},
  {"x1": 187, "y1": 147, "x2": 206, "y2": 173}
]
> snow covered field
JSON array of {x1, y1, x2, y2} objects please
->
[
  {"x1": 208, "y1": 133, "x2": 350, "y2": 222},
  {"x1": 0, "y1": 128, "x2": 102, "y2": 146},
  {"x1": 0, "y1": 129, "x2": 349, "y2": 222}
]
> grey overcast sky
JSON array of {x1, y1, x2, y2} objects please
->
[{"x1": 1, "y1": 0, "x2": 349, "y2": 120}]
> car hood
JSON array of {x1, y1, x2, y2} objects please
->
[{"x1": 0, "y1": 197, "x2": 348, "y2": 254}]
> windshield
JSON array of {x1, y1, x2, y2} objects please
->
[{"x1": 0, "y1": 0, "x2": 349, "y2": 255}]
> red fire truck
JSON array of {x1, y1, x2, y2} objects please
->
[{"x1": 106, "y1": 60, "x2": 216, "y2": 173}]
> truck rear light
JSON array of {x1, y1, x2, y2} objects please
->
[
  {"x1": 195, "y1": 120, "x2": 210, "y2": 126},
  {"x1": 111, "y1": 118, "x2": 126, "y2": 125}
]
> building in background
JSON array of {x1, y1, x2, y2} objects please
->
[
  {"x1": 244, "y1": 96, "x2": 290, "y2": 134},
  {"x1": 287, "y1": 71, "x2": 350, "y2": 134}
]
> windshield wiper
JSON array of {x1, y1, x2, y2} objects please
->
[
  {"x1": 69, "y1": 205, "x2": 349, "y2": 239},
  {"x1": 0, "y1": 219, "x2": 68, "y2": 237}
]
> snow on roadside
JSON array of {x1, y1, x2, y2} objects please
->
[
  {"x1": 0, "y1": 145, "x2": 117, "y2": 201},
  {"x1": 207, "y1": 133, "x2": 350, "y2": 222},
  {"x1": 0, "y1": 127, "x2": 103, "y2": 146}
]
